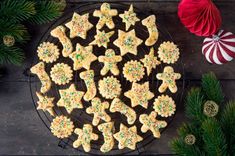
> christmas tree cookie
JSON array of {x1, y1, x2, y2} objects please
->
[
  {"x1": 36, "y1": 92, "x2": 55, "y2": 116},
  {"x1": 89, "y1": 30, "x2": 114, "y2": 48}
]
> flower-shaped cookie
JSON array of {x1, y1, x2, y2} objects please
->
[
  {"x1": 93, "y1": 3, "x2": 118, "y2": 29},
  {"x1": 65, "y1": 12, "x2": 93, "y2": 39},
  {"x1": 89, "y1": 30, "x2": 114, "y2": 48},
  {"x1": 114, "y1": 29, "x2": 143, "y2": 56},
  {"x1": 153, "y1": 95, "x2": 176, "y2": 117},
  {"x1": 156, "y1": 66, "x2": 181, "y2": 93},
  {"x1": 124, "y1": 82, "x2": 154, "y2": 109},
  {"x1": 36, "y1": 92, "x2": 55, "y2": 116},
  {"x1": 113, "y1": 124, "x2": 143, "y2": 150},
  {"x1": 158, "y1": 41, "x2": 180, "y2": 64},
  {"x1": 98, "y1": 49, "x2": 122, "y2": 76},
  {"x1": 140, "y1": 47, "x2": 161, "y2": 76},
  {"x1": 37, "y1": 42, "x2": 59, "y2": 63},
  {"x1": 50, "y1": 116, "x2": 74, "y2": 139},
  {"x1": 119, "y1": 4, "x2": 140, "y2": 31},
  {"x1": 139, "y1": 111, "x2": 167, "y2": 138},
  {"x1": 57, "y1": 84, "x2": 84, "y2": 114},
  {"x1": 69, "y1": 43, "x2": 97, "y2": 71},
  {"x1": 123, "y1": 60, "x2": 145, "y2": 82},
  {"x1": 98, "y1": 76, "x2": 121, "y2": 99},
  {"x1": 86, "y1": 97, "x2": 111, "y2": 126},
  {"x1": 50, "y1": 63, "x2": 73, "y2": 85}
]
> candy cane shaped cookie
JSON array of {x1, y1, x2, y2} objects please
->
[
  {"x1": 110, "y1": 98, "x2": 136, "y2": 125},
  {"x1": 79, "y1": 70, "x2": 97, "y2": 101},
  {"x1": 50, "y1": 26, "x2": 73, "y2": 57},
  {"x1": 142, "y1": 15, "x2": 159, "y2": 46},
  {"x1": 30, "y1": 62, "x2": 51, "y2": 93}
]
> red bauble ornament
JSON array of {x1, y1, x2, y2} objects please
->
[
  {"x1": 178, "y1": 0, "x2": 222, "y2": 37},
  {"x1": 202, "y1": 30, "x2": 235, "y2": 64}
]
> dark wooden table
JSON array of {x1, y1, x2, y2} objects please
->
[{"x1": 1, "y1": 0, "x2": 235, "y2": 155}]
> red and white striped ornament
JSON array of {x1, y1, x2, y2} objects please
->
[{"x1": 202, "y1": 30, "x2": 235, "y2": 64}]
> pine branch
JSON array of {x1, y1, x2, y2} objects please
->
[
  {"x1": 0, "y1": 0, "x2": 36, "y2": 22},
  {"x1": 220, "y1": 101, "x2": 235, "y2": 155},
  {"x1": 202, "y1": 118, "x2": 227, "y2": 156},
  {"x1": 28, "y1": 0, "x2": 65, "y2": 25},
  {"x1": 0, "y1": 44, "x2": 25, "y2": 65},
  {"x1": 202, "y1": 72, "x2": 224, "y2": 104},
  {"x1": 185, "y1": 87, "x2": 206, "y2": 124}
]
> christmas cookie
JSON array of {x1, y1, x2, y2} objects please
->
[
  {"x1": 93, "y1": 3, "x2": 118, "y2": 29},
  {"x1": 114, "y1": 29, "x2": 143, "y2": 56},
  {"x1": 140, "y1": 47, "x2": 161, "y2": 76},
  {"x1": 139, "y1": 111, "x2": 167, "y2": 138},
  {"x1": 89, "y1": 30, "x2": 114, "y2": 48},
  {"x1": 142, "y1": 15, "x2": 159, "y2": 46},
  {"x1": 86, "y1": 97, "x2": 111, "y2": 126},
  {"x1": 30, "y1": 62, "x2": 51, "y2": 94},
  {"x1": 156, "y1": 66, "x2": 181, "y2": 93},
  {"x1": 153, "y1": 95, "x2": 176, "y2": 117},
  {"x1": 123, "y1": 60, "x2": 145, "y2": 82},
  {"x1": 98, "y1": 49, "x2": 122, "y2": 76},
  {"x1": 50, "y1": 25, "x2": 73, "y2": 57},
  {"x1": 57, "y1": 84, "x2": 84, "y2": 114},
  {"x1": 110, "y1": 98, "x2": 136, "y2": 125},
  {"x1": 158, "y1": 41, "x2": 180, "y2": 64},
  {"x1": 119, "y1": 4, "x2": 140, "y2": 31},
  {"x1": 124, "y1": 82, "x2": 154, "y2": 109},
  {"x1": 73, "y1": 124, "x2": 99, "y2": 152},
  {"x1": 65, "y1": 12, "x2": 93, "y2": 39},
  {"x1": 36, "y1": 92, "x2": 55, "y2": 116},
  {"x1": 98, "y1": 76, "x2": 121, "y2": 99},
  {"x1": 69, "y1": 43, "x2": 97, "y2": 71},
  {"x1": 50, "y1": 116, "x2": 74, "y2": 139},
  {"x1": 50, "y1": 63, "x2": 73, "y2": 85},
  {"x1": 113, "y1": 124, "x2": 143, "y2": 150},
  {"x1": 97, "y1": 122, "x2": 115, "y2": 153},
  {"x1": 37, "y1": 42, "x2": 59, "y2": 63},
  {"x1": 79, "y1": 70, "x2": 97, "y2": 101}
]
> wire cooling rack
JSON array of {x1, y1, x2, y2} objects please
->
[{"x1": 29, "y1": 1, "x2": 185, "y2": 155}]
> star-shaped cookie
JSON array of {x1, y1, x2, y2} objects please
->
[
  {"x1": 73, "y1": 124, "x2": 98, "y2": 152},
  {"x1": 140, "y1": 47, "x2": 161, "y2": 76},
  {"x1": 119, "y1": 4, "x2": 140, "y2": 31},
  {"x1": 98, "y1": 49, "x2": 122, "y2": 75},
  {"x1": 89, "y1": 30, "x2": 114, "y2": 48},
  {"x1": 113, "y1": 124, "x2": 143, "y2": 150},
  {"x1": 57, "y1": 84, "x2": 84, "y2": 114},
  {"x1": 156, "y1": 66, "x2": 181, "y2": 93},
  {"x1": 114, "y1": 29, "x2": 143, "y2": 56},
  {"x1": 86, "y1": 97, "x2": 111, "y2": 126},
  {"x1": 93, "y1": 3, "x2": 118, "y2": 29},
  {"x1": 139, "y1": 111, "x2": 167, "y2": 138},
  {"x1": 69, "y1": 43, "x2": 97, "y2": 70},
  {"x1": 65, "y1": 12, "x2": 93, "y2": 39},
  {"x1": 124, "y1": 82, "x2": 154, "y2": 109},
  {"x1": 36, "y1": 92, "x2": 55, "y2": 116}
]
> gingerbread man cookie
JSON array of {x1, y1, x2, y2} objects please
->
[
  {"x1": 57, "y1": 84, "x2": 84, "y2": 114},
  {"x1": 69, "y1": 43, "x2": 97, "y2": 71},
  {"x1": 36, "y1": 92, "x2": 55, "y2": 116},
  {"x1": 50, "y1": 25, "x2": 73, "y2": 57},
  {"x1": 89, "y1": 30, "x2": 114, "y2": 48},
  {"x1": 110, "y1": 98, "x2": 136, "y2": 125},
  {"x1": 30, "y1": 62, "x2": 51, "y2": 94},
  {"x1": 79, "y1": 70, "x2": 97, "y2": 101},
  {"x1": 86, "y1": 97, "x2": 111, "y2": 126},
  {"x1": 142, "y1": 15, "x2": 159, "y2": 46},
  {"x1": 65, "y1": 12, "x2": 93, "y2": 39},
  {"x1": 73, "y1": 124, "x2": 98, "y2": 152},
  {"x1": 93, "y1": 3, "x2": 118, "y2": 29},
  {"x1": 98, "y1": 49, "x2": 122, "y2": 76},
  {"x1": 97, "y1": 122, "x2": 115, "y2": 153},
  {"x1": 139, "y1": 111, "x2": 167, "y2": 138},
  {"x1": 113, "y1": 124, "x2": 143, "y2": 150},
  {"x1": 156, "y1": 66, "x2": 181, "y2": 93}
]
